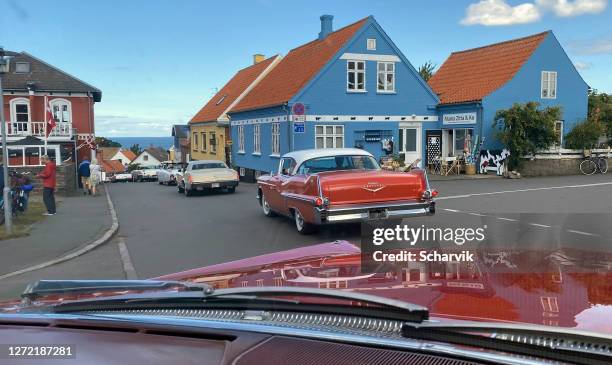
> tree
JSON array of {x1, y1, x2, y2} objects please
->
[
  {"x1": 493, "y1": 102, "x2": 561, "y2": 169},
  {"x1": 588, "y1": 90, "x2": 611, "y2": 142},
  {"x1": 418, "y1": 61, "x2": 436, "y2": 82},
  {"x1": 127, "y1": 163, "x2": 141, "y2": 172},
  {"x1": 95, "y1": 137, "x2": 121, "y2": 147},
  {"x1": 565, "y1": 119, "x2": 604, "y2": 149},
  {"x1": 129, "y1": 143, "x2": 143, "y2": 155}
]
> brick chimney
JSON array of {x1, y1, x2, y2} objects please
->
[
  {"x1": 318, "y1": 15, "x2": 334, "y2": 40},
  {"x1": 253, "y1": 54, "x2": 265, "y2": 64}
]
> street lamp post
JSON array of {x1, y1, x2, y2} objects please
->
[{"x1": 0, "y1": 47, "x2": 13, "y2": 234}]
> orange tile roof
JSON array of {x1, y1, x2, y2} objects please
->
[
  {"x1": 428, "y1": 31, "x2": 549, "y2": 105},
  {"x1": 190, "y1": 56, "x2": 279, "y2": 123},
  {"x1": 101, "y1": 159, "x2": 125, "y2": 174},
  {"x1": 121, "y1": 149, "x2": 137, "y2": 161},
  {"x1": 232, "y1": 17, "x2": 368, "y2": 113}
]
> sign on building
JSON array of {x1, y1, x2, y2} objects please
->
[
  {"x1": 293, "y1": 122, "x2": 305, "y2": 134},
  {"x1": 442, "y1": 112, "x2": 477, "y2": 125}
]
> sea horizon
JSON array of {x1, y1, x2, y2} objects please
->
[{"x1": 106, "y1": 136, "x2": 174, "y2": 150}]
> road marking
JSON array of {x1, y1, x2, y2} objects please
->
[
  {"x1": 567, "y1": 229, "x2": 599, "y2": 237},
  {"x1": 468, "y1": 212, "x2": 485, "y2": 217},
  {"x1": 442, "y1": 208, "x2": 462, "y2": 213},
  {"x1": 437, "y1": 181, "x2": 612, "y2": 200},
  {"x1": 529, "y1": 223, "x2": 551, "y2": 228},
  {"x1": 497, "y1": 217, "x2": 517, "y2": 222},
  {"x1": 118, "y1": 236, "x2": 138, "y2": 280}
]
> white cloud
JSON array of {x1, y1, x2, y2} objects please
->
[
  {"x1": 573, "y1": 61, "x2": 592, "y2": 70},
  {"x1": 570, "y1": 36, "x2": 612, "y2": 54},
  {"x1": 536, "y1": 0, "x2": 607, "y2": 17},
  {"x1": 95, "y1": 115, "x2": 176, "y2": 137},
  {"x1": 461, "y1": 0, "x2": 542, "y2": 26}
]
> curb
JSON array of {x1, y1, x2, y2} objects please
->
[{"x1": 0, "y1": 186, "x2": 119, "y2": 281}]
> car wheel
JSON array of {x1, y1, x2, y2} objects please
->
[
  {"x1": 227, "y1": 187, "x2": 236, "y2": 194},
  {"x1": 184, "y1": 185, "x2": 193, "y2": 197},
  {"x1": 260, "y1": 192, "x2": 275, "y2": 217},
  {"x1": 294, "y1": 209, "x2": 315, "y2": 235}
]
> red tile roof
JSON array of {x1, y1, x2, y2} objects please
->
[
  {"x1": 232, "y1": 17, "x2": 368, "y2": 113},
  {"x1": 121, "y1": 150, "x2": 137, "y2": 161},
  {"x1": 101, "y1": 159, "x2": 125, "y2": 174},
  {"x1": 190, "y1": 56, "x2": 280, "y2": 123},
  {"x1": 428, "y1": 31, "x2": 549, "y2": 105}
]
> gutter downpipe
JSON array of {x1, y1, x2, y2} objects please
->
[{"x1": 282, "y1": 103, "x2": 292, "y2": 152}]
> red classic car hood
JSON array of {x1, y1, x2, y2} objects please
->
[
  {"x1": 317, "y1": 170, "x2": 427, "y2": 205},
  {"x1": 155, "y1": 241, "x2": 612, "y2": 335}
]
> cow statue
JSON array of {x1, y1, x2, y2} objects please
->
[{"x1": 479, "y1": 149, "x2": 510, "y2": 175}]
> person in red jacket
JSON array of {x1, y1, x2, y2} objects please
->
[{"x1": 37, "y1": 155, "x2": 56, "y2": 216}]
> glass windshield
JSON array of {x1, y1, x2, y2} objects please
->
[{"x1": 296, "y1": 155, "x2": 380, "y2": 174}]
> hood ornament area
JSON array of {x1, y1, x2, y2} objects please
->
[{"x1": 362, "y1": 182, "x2": 385, "y2": 193}]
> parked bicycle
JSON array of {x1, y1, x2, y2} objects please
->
[
  {"x1": 580, "y1": 153, "x2": 608, "y2": 175},
  {"x1": 0, "y1": 171, "x2": 33, "y2": 225}
]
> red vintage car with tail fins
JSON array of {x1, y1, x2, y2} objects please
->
[{"x1": 256, "y1": 148, "x2": 437, "y2": 234}]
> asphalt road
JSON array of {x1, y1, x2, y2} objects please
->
[{"x1": 108, "y1": 174, "x2": 612, "y2": 278}]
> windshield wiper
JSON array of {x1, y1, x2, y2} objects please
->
[
  {"x1": 45, "y1": 284, "x2": 428, "y2": 323},
  {"x1": 402, "y1": 322, "x2": 612, "y2": 365},
  {"x1": 22, "y1": 280, "x2": 212, "y2": 303}
]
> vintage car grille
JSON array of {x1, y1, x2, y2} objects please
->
[{"x1": 85, "y1": 309, "x2": 405, "y2": 339}]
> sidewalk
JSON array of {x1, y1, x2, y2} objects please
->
[
  {"x1": 429, "y1": 173, "x2": 503, "y2": 181},
  {"x1": 0, "y1": 186, "x2": 112, "y2": 277}
]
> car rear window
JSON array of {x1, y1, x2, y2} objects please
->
[
  {"x1": 296, "y1": 155, "x2": 379, "y2": 174},
  {"x1": 192, "y1": 163, "x2": 227, "y2": 170}
]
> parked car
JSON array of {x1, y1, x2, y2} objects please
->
[
  {"x1": 177, "y1": 160, "x2": 239, "y2": 196},
  {"x1": 256, "y1": 148, "x2": 437, "y2": 234},
  {"x1": 112, "y1": 172, "x2": 132, "y2": 183},
  {"x1": 131, "y1": 165, "x2": 160, "y2": 182},
  {"x1": 157, "y1": 162, "x2": 185, "y2": 186}
]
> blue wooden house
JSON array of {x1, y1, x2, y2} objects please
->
[
  {"x1": 228, "y1": 15, "x2": 439, "y2": 180},
  {"x1": 428, "y1": 31, "x2": 589, "y2": 173}
]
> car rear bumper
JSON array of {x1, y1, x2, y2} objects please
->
[
  {"x1": 314, "y1": 199, "x2": 435, "y2": 224},
  {"x1": 190, "y1": 180, "x2": 239, "y2": 190}
]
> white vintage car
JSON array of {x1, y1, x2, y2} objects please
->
[
  {"x1": 177, "y1": 160, "x2": 239, "y2": 196},
  {"x1": 112, "y1": 172, "x2": 132, "y2": 182},
  {"x1": 157, "y1": 162, "x2": 185, "y2": 186}
]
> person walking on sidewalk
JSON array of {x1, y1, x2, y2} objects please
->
[
  {"x1": 78, "y1": 159, "x2": 91, "y2": 195},
  {"x1": 89, "y1": 159, "x2": 101, "y2": 196},
  {"x1": 37, "y1": 155, "x2": 56, "y2": 216}
]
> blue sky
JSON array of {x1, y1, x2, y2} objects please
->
[{"x1": 1, "y1": 0, "x2": 610, "y2": 137}]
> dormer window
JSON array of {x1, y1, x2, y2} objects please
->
[
  {"x1": 541, "y1": 71, "x2": 557, "y2": 99},
  {"x1": 15, "y1": 62, "x2": 30, "y2": 73},
  {"x1": 367, "y1": 38, "x2": 376, "y2": 51}
]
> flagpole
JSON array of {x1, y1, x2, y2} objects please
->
[{"x1": 44, "y1": 95, "x2": 48, "y2": 155}]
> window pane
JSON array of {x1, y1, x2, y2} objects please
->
[
  {"x1": 405, "y1": 129, "x2": 417, "y2": 152},
  {"x1": 326, "y1": 126, "x2": 333, "y2": 134},
  {"x1": 348, "y1": 61, "x2": 355, "y2": 70},
  {"x1": 357, "y1": 62, "x2": 364, "y2": 70},
  {"x1": 16, "y1": 104, "x2": 28, "y2": 113},
  {"x1": 357, "y1": 73, "x2": 364, "y2": 89},
  {"x1": 378, "y1": 63, "x2": 385, "y2": 71},
  {"x1": 335, "y1": 137, "x2": 343, "y2": 148},
  {"x1": 326, "y1": 137, "x2": 333, "y2": 148},
  {"x1": 335, "y1": 125, "x2": 344, "y2": 134},
  {"x1": 387, "y1": 63, "x2": 394, "y2": 71},
  {"x1": 316, "y1": 137, "x2": 324, "y2": 149},
  {"x1": 378, "y1": 73, "x2": 385, "y2": 90},
  {"x1": 316, "y1": 126, "x2": 324, "y2": 135},
  {"x1": 347, "y1": 72, "x2": 355, "y2": 89}
]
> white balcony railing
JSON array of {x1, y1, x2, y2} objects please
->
[{"x1": 6, "y1": 121, "x2": 73, "y2": 139}]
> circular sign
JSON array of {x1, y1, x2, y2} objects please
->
[{"x1": 292, "y1": 102, "x2": 305, "y2": 116}]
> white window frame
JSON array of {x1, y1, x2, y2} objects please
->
[
  {"x1": 192, "y1": 132, "x2": 198, "y2": 151},
  {"x1": 452, "y1": 128, "x2": 473, "y2": 156},
  {"x1": 554, "y1": 120, "x2": 564, "y2": 147},
  {"x1": 210, "y1": 131, "x2": 216, "y2": 153},
  {"x1": 347, "y1": 60, "x2": 366, "y2": 92},
  {"x1": 200, "y1": 132, "x2": 206, "y2": 151},
  {"x1": 315, "y1": 125, "x2": 344, "y2": 149},
  {"x1": 237, "y1": 125, "x2": 245, "y2": 153},
  {"x1": 49, "y1": 98, "x2": 72, "y2": 124},
  {"x1": 253, "y1": 124, "x2": 261, "y2": 155},
  {"x1": 541, "y1": 71, "x2": 557, "y2": 99},
  {"x1": 6, "y1": 145, "x2": 61, "y2": 167},
  {"x1": 377, "y1": 61, "x2": 395, "y2": 93},
  {"x1": 271, "y1": 122, "x2": 280, "y2": 156},
  {"x1": 366, "y1": 38, "x2": 376, "y2": 51},
  {"x1": 9, "y1": 97, "x2": 31, "y2": 122}
]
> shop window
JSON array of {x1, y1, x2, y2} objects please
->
[
  {"x1": 347, "y1": 60, "x2": 365, "y2": 92},
  {"x1": 541, "y1": 71, "x2": 557, "y2": 99},
  {"x1": 271, "y1": 123, "x2": 280, "y2": 156},
  {"x1": 201, "y1": 132, "x2": 207, "y2": 151},
  {"x1": 238, "y1": 126, "x2": 245, "y2": 153},
  {"x1": 253, "y1": 124, "x2": 261, "y2": 154},
  {"x1": 400, "y1": 128, "x2": 417, "y2": 152},
  {"x1": 377, "y1": 62, "x2": 395, "y2": 92},
  {"x1": 210, "y1": 132, "x2": 216, "y2": 153},
  {"x1": 315, "y1": 125, "x2": 344, "y2": 149},
  {"x1": 453, "y1": 129, "x2": 473, "y2": 156}
]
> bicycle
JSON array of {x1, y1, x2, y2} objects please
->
[
  {"x1": 580, "y1": 153, "x2": 608, "y2": 175},
  {"x1": 0, "y1": 171, "x2": 33, "y2": 225}
]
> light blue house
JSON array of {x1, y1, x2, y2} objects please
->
[
  {"x1": 228, "y1": 15, "x2": 439, "y2": 180},
  {"x1": 428, "y1": 31, "x2": 588, "y2": 172}
]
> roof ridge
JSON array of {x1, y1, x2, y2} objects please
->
[
  {"x1": 289, "y1": 16, "x2": 369, "y2": 52},
  {"x1": 451, "y1": 31, "x2": 550, "y2": 55},
  {"x1": 235, "y1": 54, "x2": 280, "y2": 73}
]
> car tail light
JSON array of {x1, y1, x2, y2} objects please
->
[
  {"x1": 314, "y1": 197, "x2": 323, "y2": 206},
  {"x1": 431, "y1": 189, "x2": 439, "y2": 198},
  {"x1": 188, "y1": 175, "x2": 193, "y2": 184},
  {"x1": 421, "y1": 190, "x2": 438, "y2": 200}
]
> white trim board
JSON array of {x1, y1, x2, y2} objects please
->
[
  {"x1": 340, "y1": 53, "x2": 400, "y2": 62},
  {"x1": 230, "y1": 114, "x2": 437, "y2": 126}
]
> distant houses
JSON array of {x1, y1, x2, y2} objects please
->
[{"x1": 132, "y1": 147, "x2": 168, "y2": 167}]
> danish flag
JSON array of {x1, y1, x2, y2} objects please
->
[{"x1": 44, "y1": 96, "x2": 56, "y2": 138}]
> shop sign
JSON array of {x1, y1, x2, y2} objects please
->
[{"x1": 443, "y1": 112, "x2": 477, "y2": 125}]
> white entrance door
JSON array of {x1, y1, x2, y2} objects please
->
[{"x1": 399, "y1": 125, "x2": 422, "y2": 167}]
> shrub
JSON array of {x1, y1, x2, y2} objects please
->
[{"x1": 564, "y1": 120, "x2": 604, "y2": 149}]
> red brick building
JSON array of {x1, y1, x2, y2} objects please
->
[{"x1": 1, "y1": 50, "x2": 101, "y2": 168}]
